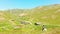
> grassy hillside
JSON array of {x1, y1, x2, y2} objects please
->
[{"x1": 0, "y1": 4, "x2": 60, "y2": 34}]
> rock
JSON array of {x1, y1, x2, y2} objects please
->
[{"x1": 20, "y1": 21, "x2": 32, "y2": 25}]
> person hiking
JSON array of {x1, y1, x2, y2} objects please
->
[{"x1": 42, "y1": 25, "x2": 47, "y2": 31}]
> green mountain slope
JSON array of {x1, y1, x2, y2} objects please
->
[{"x1": 0, "y1": 4, "x2": 60, "y2": 34}]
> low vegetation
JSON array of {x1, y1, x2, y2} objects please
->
[{"x1": 0, "y1": 4, "x2": 60, "y2": 34}]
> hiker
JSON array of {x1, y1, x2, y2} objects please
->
[
  {"x1": 34, "y1": 22, "x2": 41, "y2": 25},
  {"x1": 42, "y1": 25, "x2": 47, "y2": 31}
]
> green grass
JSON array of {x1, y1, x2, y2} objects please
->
[{"x1": 0, "y1": 4, "x2": 60, "y2": 34}]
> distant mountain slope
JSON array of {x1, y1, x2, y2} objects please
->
[
  {"x1": 0, "y1": 4, "x2": 60, "y2": 25},
  {"x1": 0, "y1": 4, "x2": 60, "y2": 34}
]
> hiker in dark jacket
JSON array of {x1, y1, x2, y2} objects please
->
[
  {"x1": 34, "y1": 22, "x2": 41, "y2": 25},
  {"x1": 42, "y1": 25, "x2": 47, "y2": 31}
]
